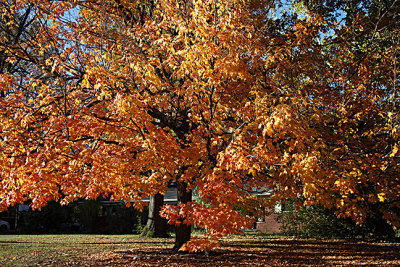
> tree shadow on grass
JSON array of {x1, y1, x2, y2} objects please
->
[
  {"x1": 101, "y1": 238, "x2": 400, "y2": 266},
  {"x1": 220, "y1": 238, "x2": 400, "y2": 266}
]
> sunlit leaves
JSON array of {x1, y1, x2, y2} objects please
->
[{"x1": 1, "y1": 0, "x2": 400, "y2": 252}]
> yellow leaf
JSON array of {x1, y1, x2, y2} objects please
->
[
  {"x1": 81, "y1": 77, "x2": 90, "y2": 88},
  {"x1": 378, "y1": 193, "x2": 385, "y2": 202},
  {"x1": 390, "y1": 144, "x2": 398, "y2": 157}
]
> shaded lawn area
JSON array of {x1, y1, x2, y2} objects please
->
[{"x1": 1, "y1": 235, "x2": 400, "y2": 266}]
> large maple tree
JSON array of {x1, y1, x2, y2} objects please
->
[{"x1": 1, "y1": 0, "x2": 399, "y2": 251}]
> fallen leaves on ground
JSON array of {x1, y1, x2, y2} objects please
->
[
  {"x1": 81, "y1": 236, "x2": 400, "y2": 266},
  {"x1": 1, "y1": 235, "x2": 399, "y2": 266}
]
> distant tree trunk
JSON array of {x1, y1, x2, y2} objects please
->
[
  {"x1": 173, "y1": 181, "x2": 192, "y2": 251},
  {"x1": 141, "y1": 193, "x2": 169, "y2": 237}
]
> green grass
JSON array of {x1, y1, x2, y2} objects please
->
[{"x1": 0, "y1": 234, "x2": 173, "y2": 266}]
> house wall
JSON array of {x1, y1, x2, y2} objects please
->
[
  {"x1": 256, "y1": 213, "x2": 282, "y2": 233},
  {"x1": 256, "y1": 205, "x2": 282, "y2": 233}
]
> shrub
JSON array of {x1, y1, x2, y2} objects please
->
[
  {"x1": 278, "y1": 204, "x2": 397, "y2": 239},
  {"x1": 19, "y1": 200, "x2": 148, "y2": 234},
  {"x1": 20, "y1": 201, "x2": 76, "y2": 233}
]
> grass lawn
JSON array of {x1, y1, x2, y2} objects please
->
[
  {"x1": 1, "y1": 234, "x2": 400, "y2": 266},
  {"x1": 0, "y1": 234, "x2": 172, "y2": 266}
]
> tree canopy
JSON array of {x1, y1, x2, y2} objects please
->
[{"x1": 0, "y1": 0, "x2": 399, "y2": 251}]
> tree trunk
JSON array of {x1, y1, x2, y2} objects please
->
[
  {"x1": 141, "y1": 193, "x2": 169, "y2": 237},
  {"x1": 173, "y1": 181, "x2": 192, "y2": 251}
]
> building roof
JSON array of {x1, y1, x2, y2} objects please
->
[{"x1": 98, "y1": 187, "x2": 181, "y2": 205}]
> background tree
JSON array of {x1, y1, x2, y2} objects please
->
[
  {"x1": 227, "y1": 0, "x2": 400, "y2": 227},
  {"x1": 141, "y1": 193, "x2": 169, "y2": 238}
]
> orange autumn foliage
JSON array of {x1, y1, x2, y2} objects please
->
[{"x1": 0, "y1": 0, "x2": 399, "y2": 251}]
